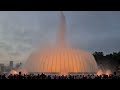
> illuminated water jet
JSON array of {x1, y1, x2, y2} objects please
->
[
  {"x1": 9, "y1": 70, "x2": 18, "y2": 75},
  {"x1": 97, "y1": 69, "x2": 104, "y2": 76},
  {"x1": 105, "y1": 70, "x2": 112, "y2": 76},
  {"x1": 20, "y1": 69, "x2": 28, "y2": 75},
  {"x1": 23, "y1": 12, "x2": 98, "y2": 74}
]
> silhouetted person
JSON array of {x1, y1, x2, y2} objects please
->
[
  {"x1": 114, "y1": 72, "x2": 116, "y2": 75},
  {"x1": 2, "y1": 74, "x2": 6, "y2": 79},
  {"x1": 40, "y1": 73, "x2": 46, "y2": 79},
  {"x1": 19, "y1": 72, "x2": 21, "y2": 75}
]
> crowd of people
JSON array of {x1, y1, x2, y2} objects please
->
[{"x1": 0, "y1": 72, "x2": 120, "y2": 79}]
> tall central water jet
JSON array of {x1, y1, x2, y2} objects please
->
[
  {"x1": 22, "y1": 12, "x2": 98, "y2": 74},
  {"x1": 57, "y1": 11, "x2": 66, "y2": 48}
]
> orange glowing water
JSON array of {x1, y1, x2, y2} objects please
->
[
  {"x1": 24, "y1": 47, "x2": 98, "y2": 73},
  {"x1": 9, "y1": 70, "x2": 18, "y2": 75},
  {"x1": 105, "y1": 70, "x2": 112, "y2": 76},
  {"x1": 23, "y1": 12, "x2": 98, "y2": 74},
  {"x1": 21, "y1": 69, "x2": 27, "y2": 74},
  {"x1": 97, "y1": 69, "x2": 104, "y2": 76}
]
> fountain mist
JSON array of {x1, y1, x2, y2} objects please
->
[{"x1": 21, "y1": 12, "x2": 98, "y2": 74}]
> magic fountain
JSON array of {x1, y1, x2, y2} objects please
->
[{"x1": 20, "y1": 12, "x2": 98, "y2": 75}]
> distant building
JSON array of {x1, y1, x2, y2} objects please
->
[
  {"x1": 0, "y1": 61, "x2": 23, "y2": 74},
  {"x1": 15, "y1": 62, "x2": 22, "y2": 69},
  {"x1": 9, "y1": 61, "x2": 13, "y2": 69},
  {"x1": 5, "y1": 67, "x2": 11, "y2": 73},
  {"x1": 16, "y1": 63, "x2": 20, "y2": 69},
  {"x1": 0, "y1": 64, "x2": 5, "y2": 73}
]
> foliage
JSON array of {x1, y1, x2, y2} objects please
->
[{"x1": 93, "y1": 52, "x2": 120, "y2": 72}]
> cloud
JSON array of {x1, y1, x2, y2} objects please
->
[{"x1": 0, "y1": 11, "x2": 119, "y2": 64}]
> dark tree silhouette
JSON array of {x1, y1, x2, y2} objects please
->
[{"x1": 93, "y1": 51, "x2": 120, "y2": 73}]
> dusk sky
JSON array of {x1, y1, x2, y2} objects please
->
[{"x1": 0, "y1": 11, "x2": 120, "y2": 64}]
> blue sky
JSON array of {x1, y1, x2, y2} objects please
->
[{"x1": 0, "y1": 11, "x2": 120, "y2": 64}]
